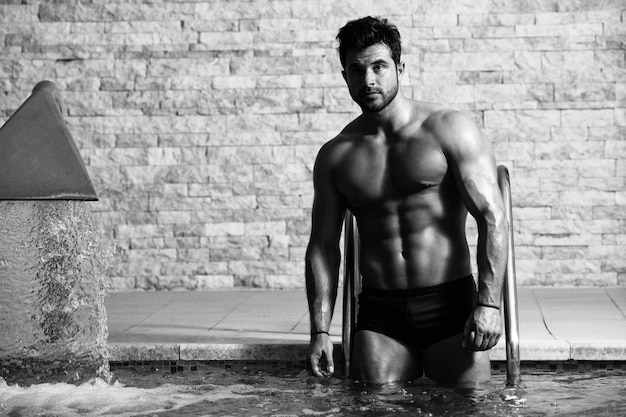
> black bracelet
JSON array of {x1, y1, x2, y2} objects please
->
[
  {"x1": 311, "y1": 331, "x2": 329, "y2": 336},
  {"x1": 477, "y1": 302, "x2": 500, "y2": 310}
]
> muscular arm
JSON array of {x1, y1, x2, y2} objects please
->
[
  {"x1": 437, "y1": 111, "x2": 508, "y2": 350},
  {"x1": 305, "y1": 142, "x2": 346, "y2": 376}
]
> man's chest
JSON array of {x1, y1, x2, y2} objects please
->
[{"x1": 334, "y1": 137, "x2": 449, "y2": 208}]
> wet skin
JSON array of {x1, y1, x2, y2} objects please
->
[{"x1": 306, "y1": 44, "x2": 508, "y2": 385}]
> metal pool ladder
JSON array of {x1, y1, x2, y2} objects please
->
[{"x1": 341, "y1": 164, "x2": 521, "y2": 386}]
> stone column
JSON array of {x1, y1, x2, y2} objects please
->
[{"x1": 0, "y1": 82, "x2": 109, "y2": 385}]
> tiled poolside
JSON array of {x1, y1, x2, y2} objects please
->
[{"x1": 106, "y1": 287, "x2": 626, "y2": 366}]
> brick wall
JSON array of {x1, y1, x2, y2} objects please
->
[{"x1": 1, "y1": 0, "x2": 624, "y2": 290}]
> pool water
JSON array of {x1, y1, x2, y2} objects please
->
[{"x1": 1, "y1": 367, "x2": 624, "y2": 416}]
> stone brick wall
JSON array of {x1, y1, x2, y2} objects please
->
[{"x1": 1, "y1": 0, "x2": 624, "y2": 290}]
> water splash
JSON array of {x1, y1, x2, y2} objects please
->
[{"x1": 0, "y1": 201, "x2": 111, "y2": 385}]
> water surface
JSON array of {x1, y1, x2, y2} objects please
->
[{"x1": 1, "y1": 368, "x2": 624, "y2": 416}]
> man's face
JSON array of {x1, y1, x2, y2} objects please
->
[{"x1": 342, "y1": 43, "x2": 403, "y2": 113}]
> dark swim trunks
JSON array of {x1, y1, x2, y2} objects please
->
[{"x1": 355, "y1": 275, "x2": 477, "y2": 349}]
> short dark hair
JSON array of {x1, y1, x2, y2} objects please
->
[{"x1": 336, "y1": 16, "x2": 402, "y2": 68}]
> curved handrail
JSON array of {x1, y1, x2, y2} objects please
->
[
  {"x1": 497, "y1": 165, "x2": 521, "y2": 386},
  {"x1": 342, "y1": 211, "x2": 360, "y2": 378},
  {"x1": 341, "y1": 165, "x2": 521, "y2": 385}
]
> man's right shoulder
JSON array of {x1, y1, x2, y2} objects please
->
[
  {"x1": 315, "y1": 114, "x2": 366, "y2": 172},
  {"x1": 316, "y1": 130, "x2": 357, "y2": 164}
]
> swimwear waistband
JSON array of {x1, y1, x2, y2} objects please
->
[{"x1": 360, "y1": 274, "x2": 474, "y2": 298}]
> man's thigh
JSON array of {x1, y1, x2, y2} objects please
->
[
  {"x1": 351, "y1": 330, "x2": 423, "y2": 384},
  {"x1": 422, "y1": 334, "x2": 491, "y2": 386}
]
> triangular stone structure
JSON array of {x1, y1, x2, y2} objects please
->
[{"x1": 0, "y1": 81, "x2": 97, "y2": 200}]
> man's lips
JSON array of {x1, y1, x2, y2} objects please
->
[{"x1": 361, "y1": 90, "x2": 382, "y2": 98}]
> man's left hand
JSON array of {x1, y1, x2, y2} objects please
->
[{"x1": 462, "y1": 306, "x2": 502, "y2": 351}]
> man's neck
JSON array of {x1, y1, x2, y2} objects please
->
[{"x1": 362, "y1": 92, "x2": 412, "y2": 133}]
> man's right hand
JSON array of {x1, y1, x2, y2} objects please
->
[{"x1": 308, "y1": 333, "x2": 335, "y2": 377}]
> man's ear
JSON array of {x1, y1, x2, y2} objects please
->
[{"x1": 397, "y1": 61, "x2": 405, "y2": 78}]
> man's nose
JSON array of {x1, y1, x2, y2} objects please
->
[{"x1": 364, "y1": 69, "x2": 376, "y2": 86}]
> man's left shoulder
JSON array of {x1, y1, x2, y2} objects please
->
[
  {"x1": 426, "y1": 108, "x2": 479, "y2": 133},
  {"x1": 423, "y1": 108, "x2": 484, "y2": 148}
]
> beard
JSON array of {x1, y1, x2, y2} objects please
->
[{"x1": 352, "y1": 81, "x2": 399, "y2": 113}]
